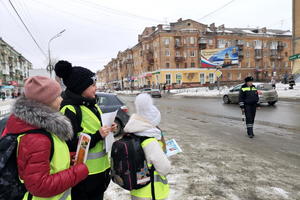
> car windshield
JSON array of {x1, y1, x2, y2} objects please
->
[
  {"x1": 151, "y1": 89, "x2": 160, "y2": 92},
  {"x1": 96, "y1": 94, "x2": 123, "y2": 106},
  {"x1": 143, "y1": 88, "x2": 151, "y2": 91},
  {"x1": 256, "y1": 84, "x2": 273, "y2": 91},
  {"x1": 231, "y1": 84, "x2": 243, "y2": 91}
]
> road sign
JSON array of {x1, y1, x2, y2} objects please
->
[
  {"x1": 289, "y1": 54, "x2": 300, "y2": 61},
  {"x1": 215, "y1": 70, "x2": 222, "y2": 78}
]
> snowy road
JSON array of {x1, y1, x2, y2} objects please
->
[{"x1": 104, "y1": 96, "x2": 300, "y2": 200}]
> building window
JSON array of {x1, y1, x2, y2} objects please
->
[
  {"x1": 270, "y1": 41, "x2": 278, "y2": 49},
  {"x1": 246, "y1": 50, "x2": 250, "y2": 58},
  {"x1": 263, "y1": 42, "x2": 267, "y2": 48},
  {"x1": 284, "y1": 61, "x2": 288, "y2": 68},
  {"x1": 200, "y1": 73, "x2": 205, "y2": 84},
  {"x1": 166, "y1": 62, "x2": 170, "y2": 68},
  {"x1": 209, "y1": 73, "x2": 214, "y2": 83},
  {"x1": 190, "y1": 50, "x2": 196, "y2": 57},
  {"x1": 227, "y1": 72, "x2": 232, "y2": 80},
  {"x1": 164, "y1": 38, "x2": 170, "y2": 46},
  {"x1": 166, "y1": 74, "x2": 171, "y2": 84},
  {"x1": 191, "y1": 62, "x2": 195, "y2": 68},
  {"x1": 165, "y1": 50, "x2": 170, "y2": 56},
  {"x1": 238, "y1": 73, "x2": 242, "y2": 80},
  {"x1": 176, "y1": 63, "x2": 180, "y2": 68},
  {"x1": 246, "y1": 42, "x2": 250, "y2": 47},
  {"x1": 176, "y1": 51, "x2": 180, "y2": 57},
  {"x1": 190, "y1": 37, "x2": 195, "y2": 44},
  {"x1": 176, "y1": 73, "x2": 182, "y2": 84},
  {"x1": 183, "y1": 51, "x2": 187, "y2": 57},
  {"x1": 208, "y1": 39, "x2": 213, "y2": 45},
  {"x1": 217, "y1": 39, "x2": 226, "y2": 48},
  {"x1": 271, "y1": 61, "x2": 275, "y2": 69},
  {"x1": 184, "y1": 63, "x2": 187, "y2": 68},
  {"x1": 254, "y1": 40, "x2": 262, "y2": 49}
]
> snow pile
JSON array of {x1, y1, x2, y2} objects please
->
[
  {"x1": 172, "y1": 84, "x2": 300, "y2": 99},
  {"x1": 171, "y1": 86, "x2": 229, "y2": 97},
  {"x1": 276, "y1": 83, "x2": 300, "y2": 99},
  {"x1": 115, "y1": 90, "x2": 140, "y2": 95}
]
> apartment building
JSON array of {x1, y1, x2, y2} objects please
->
[{"x1": 98, "y1": 19, "x2": 292, "y2": 89}]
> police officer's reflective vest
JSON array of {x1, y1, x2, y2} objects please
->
[
  {"x1": 60, "y1": 105, "x2": 110, "y2": 175},
  {"x1": 17, "y1": 134, "x2": 71, "y2": 200},
  {"x1": 130, "y1": 138, "x2": 169, "y2": 200}
]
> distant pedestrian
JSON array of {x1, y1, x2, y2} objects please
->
[
  {"x1": 289, "y1": 75, "x2": 295, "y2": 89},
  {"x1": 271, "y1": 77, "x2": 276, "y2": 89},
  {"x1": 239, "y1": 76, "x2": 260, "y2": 138}
]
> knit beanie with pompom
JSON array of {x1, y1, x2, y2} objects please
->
[{"x1": 54, "y1": 60, "x2": 96, "y2": 95}]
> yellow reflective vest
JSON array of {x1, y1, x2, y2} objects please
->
[
  {"x1": 130, "y1": 138, "x2": 169, "y2": 200},
  {"x1": 18, "y1": 134, "x2": 71, "y2": 200},
  {"x1": 60, "y1": 104, "x2": 110, "y2": 175}
]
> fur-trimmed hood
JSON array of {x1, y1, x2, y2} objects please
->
[{"x1": 8, "y1": 96, "x2": 73, "y2": 141}]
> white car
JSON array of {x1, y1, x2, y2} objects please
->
[{"x1": 223, "y1": 82, "x2": 278, "y2": 106}]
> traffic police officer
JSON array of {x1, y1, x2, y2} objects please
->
[{"x1": 239, "y1": 76, "x2": 260, "y2": 138}]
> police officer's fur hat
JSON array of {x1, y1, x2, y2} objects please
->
[{"x1": 244, "y1": 76, "x2": 254, "y2": 83}]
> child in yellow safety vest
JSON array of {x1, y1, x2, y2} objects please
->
[{"x1": 124, "y1": 93, "x2": 171, "y2": 200}]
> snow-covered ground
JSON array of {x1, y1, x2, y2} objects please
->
[
  {"x1": 115, "y1": 83, "x2": 300, "y2": 100},
  {"x1": 172, "y1": 83, "x2": 300, "y2": 99},
  {"x1": 171, "y1": 87, "x2": 229, "y2": 97},
  {"x1": 115, "y1": 90, "x2": 140, "y2": 95},
  {"x1": 275, "y1": 83, "x2": 300, "y2": 99}
]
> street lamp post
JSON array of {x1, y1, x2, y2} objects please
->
[{"x1": 47, "y1": 29, "x2": 66, "y2": 78}]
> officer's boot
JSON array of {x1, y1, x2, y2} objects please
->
[{"x1": 247, "y1": 127, "x2": 254, "y2": 138}]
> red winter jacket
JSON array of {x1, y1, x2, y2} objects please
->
[{"x1": 4, "y1": 96, "x2": 89, "y2": 198}]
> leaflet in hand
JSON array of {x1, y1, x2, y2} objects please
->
[
  {"x1": 166, "y1": 139, "x2": 182, "y2": 157},
  {"x1": 75, "y1": 133, "x2": 91, "y2": 164},
  {"x1": 101, "y1": 110, "x2": 118, "y2": 152}
]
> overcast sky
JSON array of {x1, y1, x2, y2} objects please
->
[{"x1": 0, "y1": 0, "x2": 292, "y2": 72}]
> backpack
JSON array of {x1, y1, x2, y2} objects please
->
[
  {"x1": 0, "y1": 129, "x2": 54, "y2": 200},
  {"x1": 111, "y1": 134, "x2": 155, "y2": 191}
]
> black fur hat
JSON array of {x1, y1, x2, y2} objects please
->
[
  {"x1": 244, "y1": 76, "x2": 254, "y2": 83},
  {"x1": 54, "y1": 60, "x2": 96, "y2": 95}
]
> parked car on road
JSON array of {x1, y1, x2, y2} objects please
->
[
  {"x1": 140, "y1": 88, "x2": 162, "y2": 98},
  {"x1": 96, "y1": 92, "x2": 130, "y2": 136},
  {"x1": 223, "y1": 83, "x2": 278, "y2": 106}
]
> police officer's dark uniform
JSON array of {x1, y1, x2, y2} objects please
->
[{"x1": 239, "y1": 76, "x2": 259, "y2": 138}]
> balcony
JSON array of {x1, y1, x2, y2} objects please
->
[
  {"x1": 199, "y1": 38, "x2": 208, "y2": 44},
  {"x1": 125, "y1": 58, "x2": 133, "y2": 64},
  {"x1": 147, "y1": 58, "x2": 154, "y2": 65},
  {"x1": 236, "y1": 40, "x2": 244, "y2": 46},
  {"x1": 277, "y1": 54, "x2": 283, "y2": 60},
  {"x1": 270, "y1": 54, "x2": 277, "y2": 60},
  {"x1": 255, "y1": 55, "x2": 262, "y2": 60},
  {"x1": 238, "y1": 51, "x2": 244, "y2": 58},
  {"x1": 175, "y1": 56, "x2": 185, "y2": 62},
  {"x1": 278, "y1": 42, "x2": 284, "y2": 51},
  {"x1": 175, "y1": 43, "x2": 182, "y2": 49},
  {"x1": 199, "y1": 43, "x2": 207, "y2": 50}
]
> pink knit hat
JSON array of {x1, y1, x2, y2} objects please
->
[{"x1": 24, "y1": 76, "x2": 62, "y2": 105}]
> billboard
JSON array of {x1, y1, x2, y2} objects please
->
[{"x1": 201, "y1": 46, "x2": 239, "y2": 68}]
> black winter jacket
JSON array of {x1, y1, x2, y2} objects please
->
[{"x1": 239, "y1": 84, "x2": 259, "y2": 108}]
